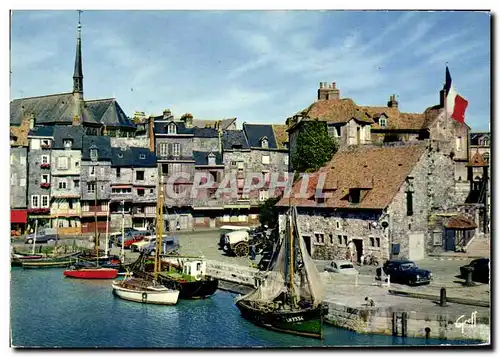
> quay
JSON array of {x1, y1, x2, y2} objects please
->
[{"x1": 11, "y1": 230, "x2": 490, "y2": 343}]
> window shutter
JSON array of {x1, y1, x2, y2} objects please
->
[
  {"x1": 406, "y1": 192, "x2": 414, "y2": 216},
  {"x1": 168, "y1": 143, "x2": 173, "y2": 156}
]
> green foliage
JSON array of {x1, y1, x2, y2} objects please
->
[
  {"x1": 258, "y1": 196, "x2": 281, "y2": 229},
  {"x1": 292, "y1": 120, "x2": 339, "y2": 172}
]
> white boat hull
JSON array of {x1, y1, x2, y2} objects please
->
[{"x1": 112, "y1": 281, "x2": 180, "y2": 305}]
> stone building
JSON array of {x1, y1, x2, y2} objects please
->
[
  {"x1": 50, "y1": 126, "x2": 85, "y2": 235},
  {"x1": 286, "y1": 82, "x2": 471, "y2": 193},
  {"x1": 108, "y1": 146, "x2": 158, "y2": 231},
  {"x1": 277, "y1": 140, "x2": 457, "y2": 262},
  {"x1": 26, "y1": 126, "x2": 55, "y2": 230},
  {"x1": 10, "y1": 118, "x2": 30, "y2": 233},
  {"x1": 80, "y1": 136, "x2": 112, "y2": 234}
]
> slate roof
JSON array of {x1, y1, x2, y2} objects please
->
[
  {"x1": 10, "y1": 94, "x2": 135, "y2": 129},
  {"x1": 192, "y1": 118, "x2": 237, "y2": 130},
  {"x1": 193, "y1": 151, "x2": 223, "y2": 166},
  {"x1": 10, "y1": 93, "x2": 100, "y2": 126},
  {"x1": 193, "y1": 127, "x2": 219, "y2": 138},
  {"x1": 82, "y1": 136, "x2": 112, "y2": 161},
  {"x1": 154, "y1": 121, "x2": 194, "y2": 135},
  {"x1": 52, "y1": 126, "x2": 86, "y2": 149},
  {"x1": 111, "y1": 147, "x2": 157, "y2": 168},
  {"x1": 222, "y1": 130, "x2": 250, "y2": 150},
  {"x1": 86, "y1": 98, "x2": 136, "y2": 129},
  {"x1": 277, "y1": 143, "x2": 427, "y2": 210},
  {"x1": 243, "y1": 123, "x2": 278, "y2": 149},
  {"x1": 288, "y1": 98, "x2": 440, "y2": 132},
  {"x1": 28, "y1": 126, "x2": 55, "y2": 137}
]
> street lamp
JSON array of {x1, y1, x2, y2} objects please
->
[{"x1": 90, "y1": 145, "x2": 99, "y2": 263}]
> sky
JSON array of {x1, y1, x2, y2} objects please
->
[{"x1": 10, "y1": 10, "x2": 491, "y2": 131}]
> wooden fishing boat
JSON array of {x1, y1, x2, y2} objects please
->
[
  {"x1": 21, "y1": 253, "x2": 79, "y2": 269},
  {"x1": 64, "y1": 267, "x2": 118, "y2": 279},
  {"x1": 235, "y1": 207, "x2": 328, "y2": 339},
  {"x1": 111, "y1": 171, "x2": 179, "y2": 305},
  {"x1": 11, "y1": 253, "x2": 44, "y2": 267}
]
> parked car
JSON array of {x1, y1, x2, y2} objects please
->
[
  {"x1": 130, "y1": 235, "x2": 166, "y2": 252},
  {"x1": 460, "y1": 258, "x2": 489, "y2": 284},
  {"x1": 122, "y1": 231, "x2": 152, "y2": 249},
  {"x1": 382, "y1": 259, "x2": 432, "y2": 286},
  {"x1": 24, "y1": 229, "x2": 59, "y2": 244},
  {"x1": 144, "y1": 236, "x2": 180, "y2": 255},
  {"x1": 324, "y1": 260, "x2": 359, "y2": 275}
]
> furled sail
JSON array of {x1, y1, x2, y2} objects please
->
[{"x1": 238, "y1": 207, "x2": 324, "y2": 307}]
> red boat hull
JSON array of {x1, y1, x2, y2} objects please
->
[{"x1": 63, "y1": 268, "x2": 118, "y2": 279}]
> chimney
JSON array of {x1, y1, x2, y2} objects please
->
[
  {"x1": 29, "y1": 113, "x2": 36, "y2": 129},
  {"x1": 181, "y1": 113, "x2": 193, "y2": 128},
  {"x1": 163, "y1": 109, "x2": 172, "y2": 120},
  {"x1": 387, "y1": 94, "x2": 399, "y2": 108},
  {"x1": 327, "y1": 82, "x2": 340, "y2": 101},
  {"x1": 317, "y1": 81, "x2": 329, "y2": 101},
  {"x1": 147, "y1": 116, "x2": 155, "y2": 152}
]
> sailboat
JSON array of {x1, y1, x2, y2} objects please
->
[
  {"x1": 235, "y1": 207, "x2": 329, "y2": 339},
  {"x1": 111, "y1": 173, "x2": 180, "y2": 305}
]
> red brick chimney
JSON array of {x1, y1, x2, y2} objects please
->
[
  {"x1": 317, "y1": 81, "x2": 340, "y2": 101},
  {"x1": 387, "y1": 94, "x2": 398, "y2": 108}
]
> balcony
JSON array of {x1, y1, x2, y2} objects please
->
[
  {"x1": 51, "y1": 208, "x2": 82, "y2": 217},
  {"x1": 27, "y1": 208, "x2": 50, "y2": 215},
  {"x1": 40, "y1": 163, "x2": 51, "y2": 169},
  {"x1": 81, "y1": 209, "x2": 108, "y2": 217},
  {"x1": 40, "y1": 183, "x2": 51, "y2": 189}
]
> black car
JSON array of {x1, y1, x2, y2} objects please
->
[
  {"x1": 460, "y1": 258, "x2": 489, "y2": 284},
  {"x1": 382, "y1": 259, "x2": 432, "y2": 286}
]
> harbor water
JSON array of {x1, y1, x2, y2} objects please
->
[{"x1": 10, "y1": 268, "x2": 477, "y2": 348}]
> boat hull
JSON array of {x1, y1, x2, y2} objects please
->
[
  {"x1": 63, "y1": 268, "x2": 118, "y2": 279},
  {"x1": 235, "y1": 300, "x2": 328, "y2": 339},
  {"x1": 22, "y1": 260, "x2": 72, "y2": 269},
  {"x1": 111, "y1": 281, "x2": 180, "y2": 305}
]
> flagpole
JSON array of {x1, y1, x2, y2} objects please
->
[{"x1": 444, "y1": 63, "x2": 449, "y2": 144}]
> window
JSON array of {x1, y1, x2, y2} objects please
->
[
  {"x1": 172, "y1": 143, "x2": 180, "y2": 157},
  {"x1": 111, "y1": 187, "x2": 132, "y2": 194},
  {"x1": 171, "y1": 163, "x2": 182, "y2": 174},
  {"x1": 57, "y1": 157, "x2": 68, "y2": 170},
  {"x1": 74, "y1": 180, "x2": 80, "y2": 188},
  {"x1": 100, "y1": 167, "x2": 105, "y2": 176},
  {"x1": 343, "y1": 235, "x2": 348, "y2": 245},
  {"x1": 433, "y1": 231, "x2": 443, "y2": 246},
  {"x1": 41, "y1": 155, "x2": 49, "y2": 164},
  {"x1": 314, "y1": 233, "x2": 325, "y2": 243},
  {"x1": 329, "y1": 234, "x2": 334, "y2": 244},
  {"x1": 336, "y1": 220, "x2": 341, "y2": 229},
  {"x1": 159, "y1": 143, "x2": 168, "y2": 156},
  {"x1": 284, "y1": 155, "x2": 289, "y2": 165},
  {"x1": 230, "y1": 161, "x2": 237, "y2": 167},
  {"x1": 167, "y1": 123, "x2": 177, "y2": 134},
  {"x1": 63, "y1": 139, "x2": 72, "y2": 149},
  {"x1": 10, "y1": 173, "x2": 17, "y2": 186},
  {"x1": 41, "y1": 195, "x2": 49, "y2": 208},
  {"x1": 31, "y1": 195, "x2": 39, "y2": 208},
  {"x1": 349, "y1": 189, "x2": 360, "y2": 204},
  {"x1": 262, "y1": 155, "x2": 270, "y2": 164},
  {"x1": 101, "y1": 203, "x2": 108, "y2": 211},
  {"x1": 370, "y1": 237, "x2": 375, "y2": 247},
  {"x1": 483, "y1": 152, "x2": 490, "y2": 163},
  {"x1": 456, "y1": 137, "x2": 463, "y2": 152},
  {"x1": 139, "y1": 154, "x2": 146, "y2": 159},
  {"x1": 208, "y1": 153, "x2": 216, "y2": 166},
  {"x1": 42, "y1": 139, "x2": 50, "y2": 147},
  {"x1": 237, "y1": 161, "x2": 244, "y2": 170},
  {"x1": 261, "y1": 138, "x2": 268, "y2": 148},
  {"x1": 137, "y1": 188, "x2": 145, "y2": 196},
  {"x1": 87, "y1": 183, "x2": 95, "y2": 193},
  {"x1": 58, "y1": 180, "x2": 67, "y2": 189},
  {"x1": 376, "y1": 237, "x2": 380, "y2": 248},
  {"x1": 338, "y1": 235, "x2": 343, "y2": 245},
  {"x1": 406, "y1": 192, "x2": 414, "y2": 216},
  {"x1": 89, "y1": 166, "x2": 95, "y2": 176},
  {"x1": 19, "y1": 178, "x2": 26, "y2": 187},
  {"x1": 136, "y1": 171, "x2": 145, "y2": 181},
  {"x1": 116, "y1": 168, "x2": 121, "y2": 177},
  {"x1": 259, "y1": 190, "x2": 269, "y2": 201},
  {"x1": 150, "y1": 188, "x2": 154, "y2": 194},
  {"x1": 379, "y1": 118, "x2": 387, "y2": 128},
  {"x1": 262, "y1": 171, "x2": 270, "y2": 182},
  {"x1": 75, "y1": 161, "x2": 79, "y2": 167},
  {"x1": 41, "y1": 174, "x2": 49, "y2": 183}
]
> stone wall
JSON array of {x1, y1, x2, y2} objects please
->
[
  {"x1": 193, "y1": 137, "x2": 219, "y2": 152},
  {"x1": 80, "y1": 161, "x2": 112, "y2": 200},
  {"x1": 10, "y1": 147, "x2": 28, "y2": 208},
  {"x1": 28, "y1": 149, "x2": 51, "y2": 208}
]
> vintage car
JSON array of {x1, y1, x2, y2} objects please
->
[
  {"x1": 382, "y1": 259, "x2": 432, "y2": 286},
  {"x1": 460, "y1": 258, "x2": 489, "y2": 284},
  {"x1": 324, "y1": 260, "x2": 359, "y2": 275},
  {"x1": 24, "y1": 229, "x2": 59, "y2": 244}
]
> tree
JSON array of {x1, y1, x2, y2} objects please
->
[
  {"x1": 292, "y1": 120, "x2": 338, "y2": 173},
  {"x1": 258, "y1": 196, "x2": 281, "y2": 229}
]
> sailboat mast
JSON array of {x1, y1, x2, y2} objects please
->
[
  {"x1": 154, "y1": 166, "x2": 164, "y2": 279},
  {"x1": 289, "y1": 211, "x2": 295, "y2": 299}
]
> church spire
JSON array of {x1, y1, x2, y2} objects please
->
[{"x1": 73, "y1": 10, "x2": 83, "y2": 95}]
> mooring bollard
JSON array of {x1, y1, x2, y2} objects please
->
[
  {"x1": 387, "y1": 275, "x2": 391, "y2": 287},
  {"x1": 439, "y1": 287, "x2": 447, "y2": 307},
  {"x1": 465, "y1": 267, "x2": 475, "y2": 287},
  {"x1": 425, "y1": 327, "x2": 431, "y2": 339}
]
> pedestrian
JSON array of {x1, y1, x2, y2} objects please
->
[
  {"x1": 250, "y1": 244, "x2": 256, "y2": 261},
  {"x1": 365, "y1": 296, "x2": 375, "y2": 307},
  {"x1": 360, "y1": 254, "x2": 365, "y2": 266}
]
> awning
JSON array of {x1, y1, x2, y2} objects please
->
[{"x1": 11, "y1": 210, "x2": 27, "y2": 224}]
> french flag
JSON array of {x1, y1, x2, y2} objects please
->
[{"x1": 444, "y1": 66, "x2": 468, "y2": 124}]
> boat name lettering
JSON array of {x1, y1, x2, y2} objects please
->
[{"x1": 286, "y1": 316, "x2": 304, "y2": 323}]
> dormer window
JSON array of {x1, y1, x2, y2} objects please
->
[
  {"x1": 379, "y1": 118, "x2": 387, "y2": 128},
  {"x1": 349, "y1": 189, "x2": 361, "y2": 204},
  {"x1": 208, "y1": 153, "x2": 216, "y2": 166},
  {"x1": 261, "y1": 137, "x2": 268, "y2": 148},
  {"x1": 139, "y1": 154, "x2": 146, "y2": 159},
  {"x1": 167, "y1": 123, "x2": 177, "y2": 135},
  {"x1": 63, "y1": 139, "x2": 73, "y2": 149}
]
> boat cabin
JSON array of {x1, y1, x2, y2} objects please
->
[{"x1": 182, "y1": 260, "x2": 207, "y2": 280}]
